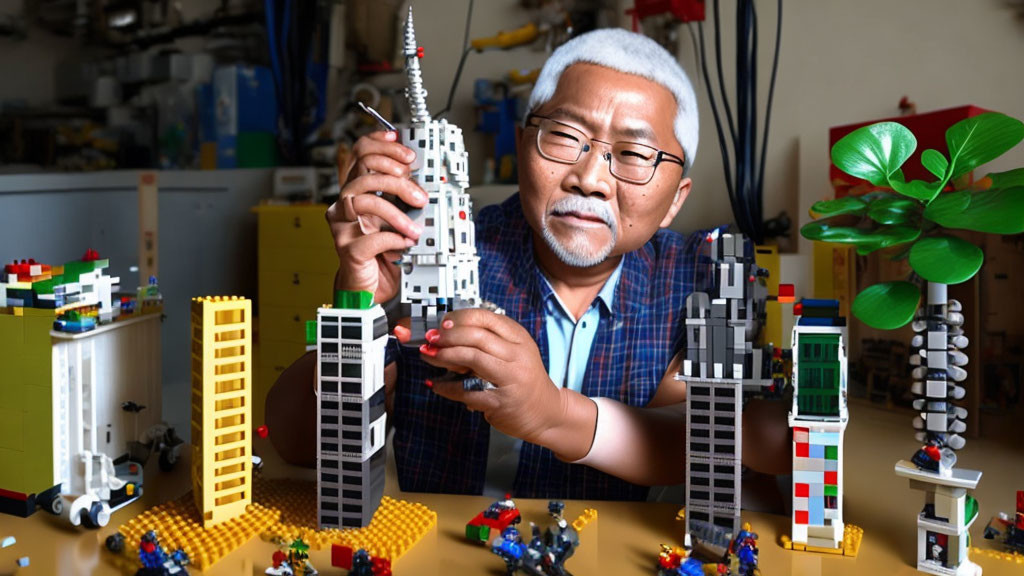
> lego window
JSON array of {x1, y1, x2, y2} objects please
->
[
  {"x1": 322, "y1": 342, "x2": 338, "y2": 354},
  {"x1": 426, "y1": 238, "x2": 435, "y2": 246},
  {"x1": 342, "y1": 443, "x2": 360, "y2": 453},
  {"x1": 342, "y1": 363, "x2": 361, "y2": 378},
  {"x1": 342, "y1": 402, "x2": 360, "y2": 412},
  {"x1": 341, "y1": 474, "x2": 358, "y2": 485},
  {"x1": 322, "y1": 460, "x2": 338, "y2": 469},
  {"x1": 322, "y1": 324, "x2": 338, "y2": 339},
  {"x1": 425, "y1": 218, "x2": 434, "y2": 226},
  {"x1": 461, "y1": 232, "x2": 467, "y2": 243},
  {"x1": 321, "y1": 442, "x2": 338, "y2": 452},
  {"x1": 321, "y1": 427, "x2": 338, "y2": 438},
  {"x1": 322, "y1": 381, "x2": 338, "y2": 394},
  {"x1": 321, "y1": 487, "x2": 338, "y2": 497},
  {"x1": 428, "y1": 286, "x2": 438, "y2": 294},
  {"x1": 342, "y1": 430, "x2": 362, "y2": 441},
  {"x1": 321, "y1": 515, "x2": 338, "y2": 525},
  {"x1": 322, "y1": 362, "x2": 339, "y2": 377},
  {"x1": 322, "y1": 414, "x2": 338, "y2": 425},
  {"x1": 343, "y1": 504, "x2": 362, "y2": 514},
  {"x1": 321, "y1": 472, "x2": 338, "y2": 483},
  {"x1": 341, "y1": 325, "x2": 363, "y2": 339},
  {"x1": 426, "y1": 175, "x2": 434, "y2": 182},
  {"x1": 342, "y1": 416, "x2": 362, "y2": 426},
  {"x1": 342, "y1": 462, "x2": 361, "y2": 472},
  {"x1": 343, "y1": 489, "x2": 362, "y2": 499},
  {"x1": 323, "y1": 400, "x2": 339, "y2": 410},
  {"x1": 419, "y1": 139, "x2": 426, "y2": 147},
  {"x1": 428, "y1": 159, "x2": 434, "y2": 167}
]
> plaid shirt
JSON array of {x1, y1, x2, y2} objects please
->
[{"x1": 392, "y1": 193, "x2": 706, "y2": 500}]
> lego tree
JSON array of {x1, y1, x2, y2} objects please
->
[{"x1": 802, "y1": 111, "x2": 1024, "y2": 575}]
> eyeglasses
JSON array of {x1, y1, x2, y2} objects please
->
[{"x1": 525, "y1": 114, "x2": 686, "y2": 185}]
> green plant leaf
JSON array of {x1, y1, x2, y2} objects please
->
[
  {"x1": 921, "y1": 149, "x2": 949, "y2": 180},
  {"x1": 801, "y1": 219, "x2": 920, "y2": 253},
  {"x1": 831, "y1": 122, "x2": 916, "y2": 187},
  {"x1": 868, "y1": 196, "x2": 920, "y2": 225},
  {"x1": 946, "y1": 112, "x2": 1024, "y2": 180},
  {"x1": 908, "y1": 236, "x2": 984, "y2": 284},
  {"x1": 852, "y1": 281, "x2": 921, "y2": 330},
  {"x1": 985, "y1": 167, "x2": 1024, "y2": 189},
  {"x1": 923, "y1": 190, "x2": 971, "y2": 224},
  {"x1": 934, "y1": 186, "x2": 1024, "y2": 234},
  {"x1": 810, "y1": 196, "x2": 868, "y2": 218},
  {"x1": 890, "y1": 177, "x2": 943, "y2": 202}
]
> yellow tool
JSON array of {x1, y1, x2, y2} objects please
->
[{"x1": 471, "y1": 22, "x2": 539, "y2": 51}]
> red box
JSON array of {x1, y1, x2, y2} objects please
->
[
  {"x1": 795, "y1": 483, "x2": 809, "y2": 497},
  {"x1": 795, "y1": 510, "x2": 808, "y2": 525},
  {"x1": 795, "y1": 443, "x2": 809, "y2": 458},
  {"x1": 332, "y1": 544, "x2": 354, "y2": 570},
  {"x1": 824, "y1": 471, "x2": 838, "y2": 486}
]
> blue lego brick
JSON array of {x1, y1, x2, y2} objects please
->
[
  {"x1": 797, "y1": 316, "x2": 847, "y2": 327},
  {"x1": 801, "y1": 299, "x2": 839, "y2": 309},
  {"x1": 810, "y1": 444, "x2": 825, "y2": 459}
]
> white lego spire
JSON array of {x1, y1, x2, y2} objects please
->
[{"x1": 403, "y1": 7, "x2": 431, "y2": 123}]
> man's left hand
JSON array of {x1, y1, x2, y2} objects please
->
[{"x1": 418, "y1": 308, "x2": 564, "y2": 445}]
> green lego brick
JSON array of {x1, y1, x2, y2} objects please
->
[
  {"x1": 966, "y1": 495, "x2": 978, "y2": 524},
  {"x1": 334, "y1": 290, "x2": 373, "y2": 310},
  {"x1": 0, "y1": 408, "x2": 23, "y2": 451},
  {"x1": 0, "y1": 447, "x2": 25, "y2": 493},
  {"x1": 0, "y1": 314, "x2": 24, "y2": 349},
  {"x1": 31, "y1": 275, "x2": 60, "y2": 295},
  {"x1": 466, "y1": 524, "x2": 490, "y2": 542},
  {"x1": 306, "y1": 320, "x2": 317, "y2": 346},
  {"x1": 824, "y1": 485, "x2": 838, "y2": 497},
  {"x1": 825, "y1": 445, "x2": 838, "y2": 460},
  {"x1": 61, "y1": 259, "x2": 99, "y2": 283}
]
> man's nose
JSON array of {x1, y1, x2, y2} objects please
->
[{"x1": 570, "y1": 146, "x2": 614, "y2": 199}]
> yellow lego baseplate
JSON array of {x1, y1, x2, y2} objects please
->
[
  {"x1": 255, "y1": 478, "x2": 437, "y2": 561},
  {"x1": 780, "y1": 524, "x2": 863, "y2": 558},
  {"x1": 111, "y1": 478, "x2": 437, "y2": 570},
  {"x1": 970, "y1": 546, "x2": 1024, "y2": 565}
]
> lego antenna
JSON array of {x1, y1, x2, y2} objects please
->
[{"x1": 403, "y1": 7, "x2": 431, "y2": 123}]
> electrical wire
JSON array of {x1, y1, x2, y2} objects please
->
[
  {"x1": 756, "y1": 0, "x2": 783, "y2": 237},
  {"x1": 697, "y1": 21, "x2": 739, "y2": 227},
  {"x1": 435, "y1": 0, "x2": 475, "y2": 118},
  {"x1": 712, "y1": 0, "x2": 737, "y2": 150}
]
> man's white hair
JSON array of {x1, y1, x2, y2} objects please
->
[{"x1": 525, "y1": 28, "x2": 698, "y2": 174}]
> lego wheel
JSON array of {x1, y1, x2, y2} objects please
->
[
  {"x1": 48, "y1": 496, "x2": 63, "y2": 516},
  {"x1": 158, "y1": 448, "x2": 178, "y2": 472},
  {"x1": 105, "y1": 533, "x2": 125, "y2": 553},
  {"x1": 81, "y1": 502, "x2": 109, "y2": 529}
]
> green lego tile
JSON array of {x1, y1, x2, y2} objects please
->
[
  {"x1": 825, "y1": 445, "x2": 838, "y2": 460},
  {"x1": 62, "y1": 259, "x2": 99, "y2": 283},
  {"x1": 334, "y1": 290, "x2": 373, "y2": 310},
  {"x1": 306, "y1": 320, "x2": 317, "y2": 346},
  {"x1": 0, "y1": 314, "x2": 24, "y2": 349},
  {"x1": 824, "y1": 485, "x2": 838, "y2": 497},
  {"x1": 0, "y1": 408, "x2": 23, "y2": 451},
  {"x1": 0, "y1": 447, "x2": 25, "y2": 492}
]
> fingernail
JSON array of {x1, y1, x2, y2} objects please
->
[
  {"x1": 425, "y1": 329, "x2": 440, "y2": 344},
  {"x1": 404, "y1": 238, "x2": 416, "y2": 248},
  {"x1": 410, "y1": 221, "x2": 423, "y2": 234},
  {"x1": 442, "y1": 319, "x2": 455, "y2": 329},
  {"x1": 412, "y1": 190, "x2": 427, "y2": 204},
  {"x1": 419, "y1": 343, "x2": 438, "y2": 357},
  {"x1": 424, "y1": 379, "x2": 433, "y2": 388},
  {"x1": 385, "y1": 130, "x2": 397, "y2": 141}
]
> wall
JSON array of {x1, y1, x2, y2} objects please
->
[{"x1": 0, "y1": 169, "x2": 271, "y2": 439}]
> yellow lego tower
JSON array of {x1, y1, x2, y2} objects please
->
[{"x1": 190, "y1": 296, "x2": 252, "y2": 527}]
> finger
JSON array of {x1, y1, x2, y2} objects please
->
[
  {"x1": 444, "y1": 309, "x2": 524, "y2": 345},
  {"x1": 344, "y1": 231, "x2": 416, "y2": 265},
  {"x1": 356, "y1": 153, "x2": 413, "y2": 179},
  {"x1": 346, "y1": 173, "x2": 428, "y2": 210},
  {"x1": 348, "y1": 192, "x2": 423, "y2": 238},
  {"x1": 428, "y1": 324, "x2": 517, "y2": 363},
  {"x1": 393, "y1": 322, "x2": 411, "y2": 344},
  {"x1": 420, "y1": 343, "x2": 506, "y2": 384},
  {"x1": 417, "y1": 347, "x2": 472, "y2": 374},
  {"x1": 428, "y1": 379, "x2": 500, "y2": 412},
  {"x1": 351, "y1": 132, "x2": 416, "y2": 167}
]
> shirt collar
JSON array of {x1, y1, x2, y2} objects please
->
[{"x1": 538, "y1": 256, "x2": 625, "y2": 319}]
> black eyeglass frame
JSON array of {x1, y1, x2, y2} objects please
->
[{"x1": 525, "y1": 113, "x2": 687, "y2": 185}]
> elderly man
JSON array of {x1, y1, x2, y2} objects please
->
[{"x1": 323, "y1": 28, "x2": 789, "y2": 500}]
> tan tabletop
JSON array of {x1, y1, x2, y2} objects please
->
[{"x1": 1, "y1": 402, "x2": 1021, "y2": 575}]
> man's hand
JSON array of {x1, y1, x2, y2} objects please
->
[
  {"x1": 417, "y1": 309, "x2": 568, "y2": 448},
  {"x1": 326, "y1": 130, "x2": 428, "y2": 303}
]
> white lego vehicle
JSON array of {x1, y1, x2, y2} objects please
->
[{"x1": 61, "y1": 451, "x2": 144, "y2": 528}]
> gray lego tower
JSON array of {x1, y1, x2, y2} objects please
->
[
  {"x1": 677, "y1": 229, "x2": 771, "y2": 554},
  {"x1": 397, "y1": 7, "x2": 485, "y2": 342}
]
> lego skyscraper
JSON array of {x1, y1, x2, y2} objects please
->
[
  {"x1": 677, "y1": 230, "x2": 771, "y2": 553},
  {"x1": 315, "y1": 291, "x2": 387, "y2": 529},
  {"x1": 396, "y1": 7, "x2": 484, "y2": 341},
  {"x1": 190, "y1": 296, "x2": 253, "y2": 527}
]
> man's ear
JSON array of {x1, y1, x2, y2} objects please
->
[{"x1": 659, "y1": 177, "x2": 691, "y2": 228}]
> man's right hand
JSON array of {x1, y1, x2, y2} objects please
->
[{"x1": 326, "y1": 130, "x2": 428, "y2": 303}]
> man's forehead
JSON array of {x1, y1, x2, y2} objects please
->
[{"x1": 545, "y1": 105, "x2": 659, "y2": 143}]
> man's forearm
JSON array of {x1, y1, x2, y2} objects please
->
[{"x1": 529, "y1": 388, "x2": 598, "y2": 462}]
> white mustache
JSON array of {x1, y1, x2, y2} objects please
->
[{"x1": 548, "y1": 196, "x2": 616, "y2": 228}]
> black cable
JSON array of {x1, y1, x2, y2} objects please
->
[
  {"x1": 685, "y1": 21, "x2": 701, "y2": 90},
  {"x1": 713, "y1": 0, "x2": 737, "y2": 151},
  {"x1": 436, "y1": 0, "x2": 475, "y2": 118},
  {"x1": 757, "y1": 0, "x2": 783, "y2": 240},
  {"x1": 697, "y1": 21, "x2": 739, "y2": 226},
  {"x1": 735, "y1": 0, "x2": 751, "y2": 239}
]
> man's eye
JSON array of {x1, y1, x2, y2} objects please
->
[
  {"x1": 619, "y1": 149, "x2": 653, "y2": 161},
  {"x1": 549, "y1": 131, "x2": 580, "y2": 143}
]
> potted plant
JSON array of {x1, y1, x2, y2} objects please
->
[{"x1": 802, "y1": 111, "x2": 1024, "y2": 574}]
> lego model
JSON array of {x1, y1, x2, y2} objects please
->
[
  {"x1": 729, "y1": 522, "x2": 760, "y2": 576},
  {"x1": 489, "y1": 501, "x2": 582, "y2": 576},
  {"x1": 676, "y1": 230, "x2": 772, "y2": 554},
  {"x1": 467, "y1": 494, "x2": 523, "y2": 543},
  {"x1": 892, "y1": 284, "x2": 982, "y2": 576},
  {"x1": 137, "y1": 530, "x2": 190, "y2": 576},
  {"x1": 785, "y1": 299, "x2": 853, "y2": 553},
  {"x1": 331, "y1": 546, "x2": 393, "y2": 576},
  {"x1": 189, "y1": 296, "x2": 253, "y2": 527},
  {"x1": 266, "y1": 539, "x2": 318, "y2": 576},
  {"x1": 396, "y1": 7, "x2": 494, "y2": 347},
  {"x1": 983, "y1": 491, "x2": 1024, "y2": 554},
  {"x1": 313, "y1": 290, "x2": 387, "y2": 529}
]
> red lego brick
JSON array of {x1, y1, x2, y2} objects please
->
[
  {"x1": 824, "y1": 471, "x2": 838, "y2": 486},
  {"x1": 795, "y1": 510, "x2": 808, "y2": 525},
  {"x1": 778, "y1": 283, "x2": 795, "y2": 303},
  {"x1": 795, "y1": 483, "x2": 809, "y2": 497},
  {"x1": 795, "y1": 443, "x2": 809, "y2": 458},
  {"x1": 331, "y1": 544, "x2": 354, "y2": 570}
]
